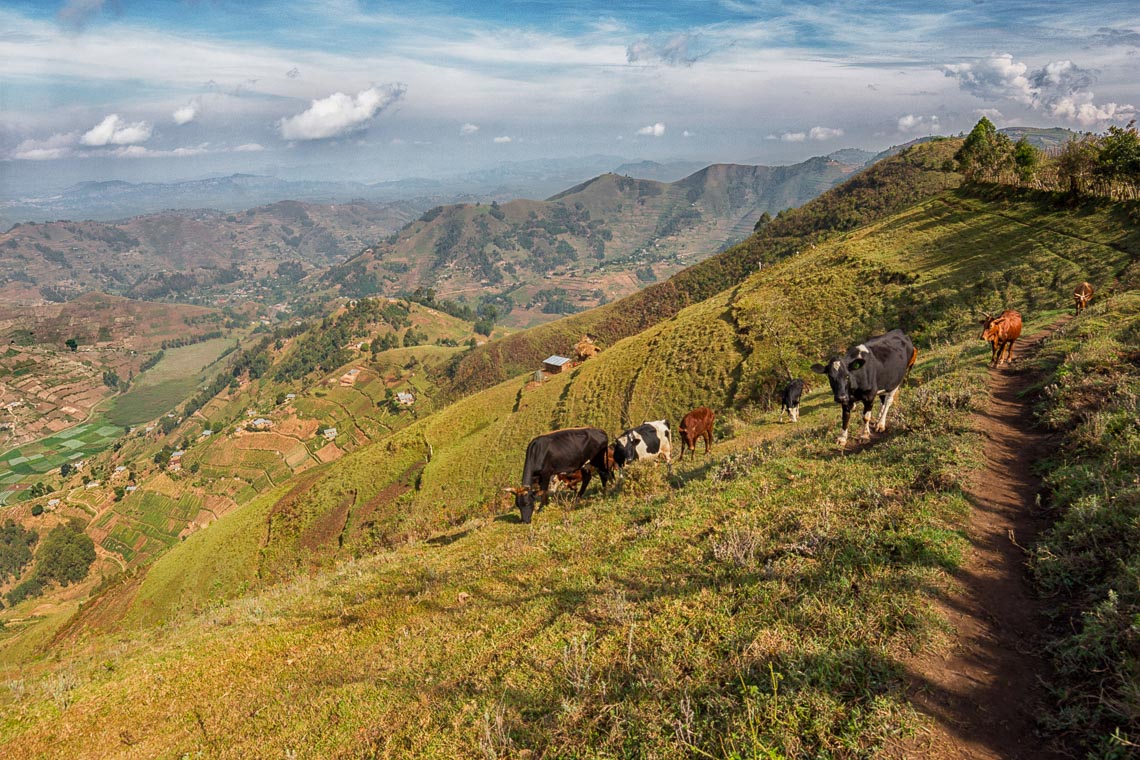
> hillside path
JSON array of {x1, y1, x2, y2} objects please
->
[{"x1": 902, "y1": 320, "x2": 1068, "y2": 760}]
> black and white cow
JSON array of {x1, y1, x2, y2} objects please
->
[
  {"x1": 810, "y1": 329, "x2": 916, "y2": 447},
  {"x1": 781, "y1": 379, "x2": 804, "y2": 423},
  {"x1": 611, "y1": 420, "x2": 672, "y2": 468},
  {"x1": 506, "y1": 427, "x2": 613, "y2": 523}
]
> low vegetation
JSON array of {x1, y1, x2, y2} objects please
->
[{"x1": 1028, "y1": 277, "x2": 1140, "y2": 756}]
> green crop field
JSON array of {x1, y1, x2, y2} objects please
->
[
  {"x1": 0, "y1": 420, "x2": 123, "y2": 505},
  {"x1": 105, "y1": 337, "x2": 237, "y2": 426}
]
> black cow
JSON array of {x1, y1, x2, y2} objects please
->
[
  {"x1": 781, "y1": 379, "x2": 804, "y2": 423},
  {"x1": 506, "y1": 427, "x2": 612, "y2": 523},
  {"x1": 611, "y1": 420, "x2": 672, "y2": 468},
  {"x1": 810, "y1": 329, "x2": 916, "y2": 447}
]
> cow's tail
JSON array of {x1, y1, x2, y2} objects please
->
[{"x1": 907, "y1": 347, "x2": 918, "y2": 372}]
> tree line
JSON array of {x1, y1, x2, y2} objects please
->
[{"x1": 956, "y1": 117, "x2": 1140, "y2": 200}]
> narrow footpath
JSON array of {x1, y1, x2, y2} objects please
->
[{"x1": 902, "y1": 320, "x2": 1069, "y2": 759}]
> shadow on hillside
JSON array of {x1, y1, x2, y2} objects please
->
[{"x1": 426, "y1": 529, "x2": 471, "y2": 547}]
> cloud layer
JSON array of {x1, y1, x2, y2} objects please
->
[{"x1": 80, "y1": 114, "x2": 152, "y2": 146}]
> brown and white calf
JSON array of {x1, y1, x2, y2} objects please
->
[{"x1": 980, "y1": 309, "x2": 1023, "y2": 365}]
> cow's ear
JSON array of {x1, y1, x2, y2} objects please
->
[
  {"x1": 848, "y1": 358, "x2": 865, "y2": 371},
  {"x1": 810, "y1": 363, "x2": 827, "y2": 374}
]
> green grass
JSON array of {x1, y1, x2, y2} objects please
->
[
  {"x1": 105, "y1": 338, "x2": 235, "y2": 426},
  {"x1": 0, "y1": 331, "x2": 994, "y2": 758},
  {"x1": 1025, "y1": 283, "x2": 1140, "y2": 757}
]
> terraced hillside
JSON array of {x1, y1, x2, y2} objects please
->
[
  {"x1": 1, "y1": 182, "x2": 1135, "y2": 756},
  {"x1": 325, "y1": 157, "x2": 861, "y2": 326}
]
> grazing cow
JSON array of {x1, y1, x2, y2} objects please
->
[
  {"x1": 506, "y1": 427, "x2": 612, "y2": 523},
  {"x1": 979, "y1": 310, "x2": 1023, "y2": 365},
  {"x1": 781, "y1": 380, "x2": 804, "y2": 422},
  {"x1": 611, "y1": 420, "x2": 672, "y2": 468},
  {"x1": 811, "y1": 329, "x2": 917, "y2": 447},
  {"x1": 1074, "y1": 281, "x2": 1094, "y2": 316},
  {"x1": 679, "y1": 407, "x2": 715, "y2": 459}
]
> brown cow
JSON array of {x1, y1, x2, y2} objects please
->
[
  {"x1": 980, "y1": 310, "x2": 1023, "y2": 365},
  {"x1": 678, "y1": 407, "x2": 715, "y2": 460},
  {"x1": 1074, "y1": 281, "x2": 1094, "y2": 316}
]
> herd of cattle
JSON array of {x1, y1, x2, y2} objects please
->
[{"x1": 504, "y1": 282, "x2": 1095, "y2": 523}]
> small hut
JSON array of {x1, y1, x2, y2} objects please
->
[
  {"x1": 542, "y1": 355, "x2": 572, "y2": 374},
  {"x1": 575, "y1": 335, "x2": 600, "y2": 361}
]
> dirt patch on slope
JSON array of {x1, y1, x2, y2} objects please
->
[{"x1": 901, "y1": 322, "x2": 1068, "y2": 759}]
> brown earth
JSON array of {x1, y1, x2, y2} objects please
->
[{"x1": 901, "y1": 321, "x2": 1069, "y2": 759}]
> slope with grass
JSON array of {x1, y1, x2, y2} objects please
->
[
  {"x1": 1025, "y1": 278, "x2": 1140, "y2": 756},
  {"x1": 90, "y1": 186, "x2": 1138, "y2": 634},
  {"x1": 442, "y1": 138, "x2": 965, "y2": 397}
]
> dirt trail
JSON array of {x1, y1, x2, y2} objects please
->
[{"x1": 902, "y1": 320, "x2": 1068, "y2": 759}]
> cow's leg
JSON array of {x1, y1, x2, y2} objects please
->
[
  {"x1": 1004, "y1": 340, "x2": 1015, "y2": 364},
  {"x1": 790, "y1": 406, "x2": 799, "y2": 423},
  {"x1": 704, "y1": 430, "x2": 712, "y2": 454},
  {"x1": 838, "y1": 404, "x2": 852, "y2": 447},
  {"x1": 575, "y1": 468, "x2": 592, "y2": 503},
  {"x1": 537, "y1": 476, "x2": 551, "y2": 511},
  {"x1": 859, "y1": 398, "x2": 874, "y2": 441},
  {"x1": 875, "y1": 387, "x2": 900, "y2": 432}
]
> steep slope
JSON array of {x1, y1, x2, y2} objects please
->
[
  {"x1": 443, "y1": 138, "x2": 964, "y2": 396},
  {"x1": 324, "y1": 157, "x2": 861, "y2": 325},
  {"x1": 101, "y1": 185, "x2": 1137, "y2": 630},
  {"x1": 3, "y1": 190, "x2": 1136, "y2": 758}
]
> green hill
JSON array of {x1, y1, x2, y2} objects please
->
[
  {"x1": 2, "y1": 178, "x2": 1135, "y2": 756},
  {"x1": 97, "y1": 183, "x2": 1135, "y2": 631}
]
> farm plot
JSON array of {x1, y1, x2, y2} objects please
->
[
  {"x1": 0, "y1": 419, "x2": 124, "y2": 504},
  {"x1": 105, "y1": 338, "x2": 235, "y2": 426}
]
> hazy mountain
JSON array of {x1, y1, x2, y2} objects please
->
[
  {"x1": 0, "y1": 199, "x2": 422, "y2": 302},
  {"x1": 325, "y1": 155, "x2": 864, "y2": 325}
]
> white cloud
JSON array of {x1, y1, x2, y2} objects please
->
[
  {"x1": 943, "y1": 54, "x2": 1034, "y2": 105},
  {"x1": 80, "y1": 114, "x2": 153, "y2": 146},
  {"x1": 897, "y1": 114, "x2": 940, "y2": 133},
  {"x1": 278, "y1": 84, "x2": 405, "y2": 141},
  {"x1": 946, "y1": 53, "x2": 1134, "y2": 127},
  {"x1": 493, "y1": 135, "x2": 512, "y2": 143},
  {"x1": 973, "y1": 108, "x2": 1005, "y2": 123},
  {"x1": 460, "y1": 122, "x2": 479, "y2": 135},
  {"x1": 173, "y1": 100, "x2": 200, "y2": 125},
  {"x1": 808, "y1": 126, "x2": 844, "y2": 141},
  {"x1": 234, "y1": 143, "x2": 265, "y2": 152},
  {"x1": 683, "y1": 130, "x2": 694, "y2": 138},
  {"x1": 1048, "y1": 95, "x2": 1135, "y2": 127},
  {"x1": 636, "y1": 122, "x2": 666, "y2": 137}
]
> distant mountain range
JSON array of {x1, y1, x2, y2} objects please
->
[
  {"x1": 0, "y1": 155, "x2": 633, "y2": 226},
  {"x1": 0, "y1": 199, "x2": 422, "y2": 302},
  {"x1": 325, "y1": 155, "x2": 866, "y2": 324}
]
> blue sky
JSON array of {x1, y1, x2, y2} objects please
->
[{"x1": 1, "y1": 0, "x2": 1137, "y2": 189}]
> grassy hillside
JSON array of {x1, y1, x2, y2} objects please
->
[
  {"x1": 0, "y1": 177, "x2": 1137, "y2": 756},
  {"x1": 325, "y1": 158, "x2": 860, "y2": 327},
  {"x1": 442, "y1": 139, "x2": 964, "y2": 397},
  {"x1": 1026, "y1": 274, "x2": 1140, "y2": 755},
  {"x1": 96, "y1": 185, "x2": 1138, "y2": 631}
]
